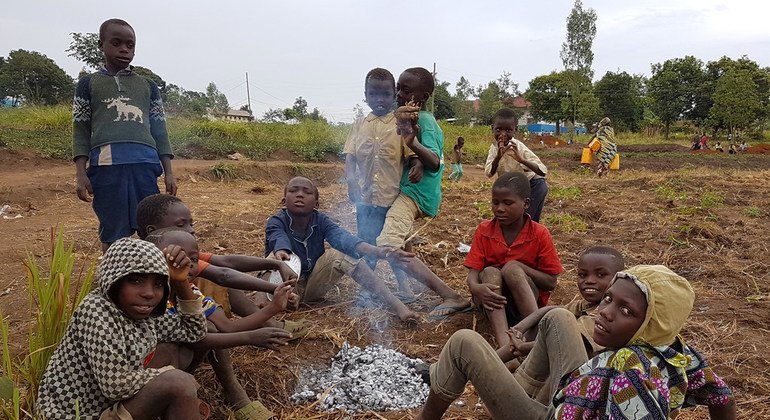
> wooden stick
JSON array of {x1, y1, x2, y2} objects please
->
[{"x1": 405, "y1": 217, "x2": 436, "y2": 244}]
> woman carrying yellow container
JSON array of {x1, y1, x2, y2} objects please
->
[{"x1": 582, "y1": 117, "x2": 619, "y2": 176}]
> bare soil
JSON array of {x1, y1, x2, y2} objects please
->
[{"x1": 1, "y1": 147, "x2": 769, "y2": 419}]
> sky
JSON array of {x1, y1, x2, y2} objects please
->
[{"x1": 2, "y1": 0, "x2": 770, "y2": 123}]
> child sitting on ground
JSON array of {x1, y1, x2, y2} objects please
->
[
  {"x1": 485, "y1": 108, "x2": 549, "y2": 222},
  {"x1": 465, "y1": 172, "x2": 563, "y2": 348},
  {"x1": 37, "y1": 238, "x2": 207, "y2": 419},
  {"x1": 146, "y1": 228, "x2": 291, "y2": 420},
  {"x1": 448, "y1": 136, "x2": 465, "y2": 181},
  {"x1": 136, "y1": 193, "x2": 306, "y2": 337},
  {"x1": 498, "y1": 246, "x2": 624, "y2": 382},
  {"x1": 266, "y1": 176, "x2": 419, "y2": 322},
  {"x1": 417, "y1": 265, "x2": 736, "y2": 419},
  {"x1": 376, "y1": 67, "x2": 471, "y2": 319}
]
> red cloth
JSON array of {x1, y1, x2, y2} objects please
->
[
  {"x1": 197, "y1": 251, "x2": 213, "y2": 274},
  {"x1": 464, "y1": 216, "x2": 563, "y2": 306}
]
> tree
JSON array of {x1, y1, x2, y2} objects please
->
[
  {"x1": 66, "y1": 32, "x2": 102, "y2": 70},
  {"x1": 594, "y1": 71, "x2": 645, "y2": 131},
  {"x1": 353, "y1": 104, "x2": 365, "y2": 120},
  {"x1": 560, "y1": 70, "x2": 600, "y2": 136},
  {"x1": 205, "y1": 82, "x2": 229, "y2": 113},
  {"x1": 703, "y1": 56, "x2": 770, "y2": 132},
  {"x1": 452, "y1": 76, "x2": 475, "y2": 124},
  {"x1": 133, "y1": 66, "x2": 167, "y2": 96},
  {"x1": 0, "y1": 50, "x2": 73, "y2": 105},
  {"x1": 560, "y1": 0, "x2": 597, "y2": 76},
  {"x1": 647, "y1": 56, "x2": 705, "y2": 138},
  {"x1": 433, "y1": 81, "x2": 455, "y2": 120},
  {"x1": 475, "y1": 82, "x2": 505, "y2": 125},
  {"x1": 526, "y1": 72, "x2": 568, "y2": 133},
  {"x1": 262, "y1": 108, "x2": 285, "y2": 122},
  {"x1": 708, "y1": 69, "x2": 761, "y2": 135}
]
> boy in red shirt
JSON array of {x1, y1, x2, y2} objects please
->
[{"x1": 465, "y1": 172, "x2": 563, "y2": 347}]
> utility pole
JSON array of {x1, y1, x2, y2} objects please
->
[
  {"x1": 245, "y1": 72, "x2": 252, "y2": 114},
  {"x1": 430, "y1": 62, "x2": 436, "y2": 114}
]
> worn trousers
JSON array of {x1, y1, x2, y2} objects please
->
[{"x1": 429, "y1": 308, "x2": 588, "y2": 419}]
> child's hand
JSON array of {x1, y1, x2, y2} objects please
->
[
  {"x1": 274, "y1": 250, "x2": 291, "y2": 261},
  {"x1": 76, "y1": 173, "x2": 93, "y2": 202},
  {"x1": 470, "y1": 283, "x2": 507, "y2": 311},
  {"x1": 246, "y1": 327, "x2": 292, "y2": 350},
  {"x1": 270, "y1": 283, "x2": 294, "y2": 312},
  {"x1": 277, "y1": 262, "x2": 298, "y2": 283},
  {"x1": 164, "y1": 173, "x2": 178, "y2": 196},
  {"x1": 163, "y1": 245, "x2": 191, "y2": 282},
  {"x1": 506, "y1": 328, "x2": 527, "y2": 357},
  {"x1": 379, "y1": 246, "x2": 415, "y2": 264},
  {"x1": 287, "y1": 291, "x2": 300, "y2": 310},
  {"x1": 407, "y1": 159, "x2": 424, "y2": 183}
]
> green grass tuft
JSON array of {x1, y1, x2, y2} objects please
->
[
  {"x1": 209, "y1": 162, "x2": 243, "y2": 181},
  {"x1": 542, "y1": 213, "x2": 588, "y2": 233},
  {"x1": 699, "y1": 191, "x2": 724, "y2": 209},
  {"x1": 548, "y1": 185, "x2": 582, "y2": 200},
  {"x1": 742, "y1": 206, "x2": 763, "y2": 217}
]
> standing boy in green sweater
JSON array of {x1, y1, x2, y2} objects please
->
[{"x1": 73, "y1": 18, "x2": 176, "y2": 251}]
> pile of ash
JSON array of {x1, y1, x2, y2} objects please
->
[{"x1": 291, "y1": 342, "x2": 430, "y2": 413}]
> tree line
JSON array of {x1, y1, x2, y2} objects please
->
[{"x1": 1, "y1": 0, "x2": 768, "y2": 137}]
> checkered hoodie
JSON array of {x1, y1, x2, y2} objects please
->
[{"x1": 37, "y1": 238, "x2": 207, "y2": 419}]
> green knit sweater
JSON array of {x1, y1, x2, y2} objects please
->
[{"x1": 72, "y1": 68, "x2": 172, "y2": 160}]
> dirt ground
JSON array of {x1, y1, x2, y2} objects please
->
[{"x1": 1, "y1": 147, "x2": 769, "y2": 419}]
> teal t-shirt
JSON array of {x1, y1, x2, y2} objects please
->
[{"x1": 400, "y1": 111, "x2": 444, "y2": 217}]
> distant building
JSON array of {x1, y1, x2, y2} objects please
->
[
  {"x1": 207, "y1": 109, "x2": 254, "y2": 122},
  {"x1": 505, "y1": 96, "x2": 533, "y2": 128}
]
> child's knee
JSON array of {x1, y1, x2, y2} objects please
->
[
  {"x1": 540, "y1": 308, "x2": 575, "y2": 330},
  {"x1": 156, "y1": 369, "x2": 199, "y2": 398},
  {"x1": 480, "y1": 267, "x2": 502, "y2": 286},
  {"x1": 500, "y1": 262, "x2": 527, "y2": 282}
]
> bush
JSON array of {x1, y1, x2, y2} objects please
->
[{"x1": 0, "y1": 228, "x2": 95, "y2": 419}]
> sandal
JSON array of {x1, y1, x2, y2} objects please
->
[{"x1": 234, "y1": 400, "x2": 276, "y2": 420}]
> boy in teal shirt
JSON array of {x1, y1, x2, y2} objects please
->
[{"x1": 377, "y1": 67, "x2": 470, "y2": 320}]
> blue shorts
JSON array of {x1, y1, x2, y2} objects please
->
[{"x1": 87, "y1": 163, "x2": 162, "y2": 244}]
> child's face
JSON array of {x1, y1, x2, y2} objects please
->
[
  {"x1": 99, "y1": 23, "x2": 135, "y2": 72},
  {"x1": 396, "y1": 71, "x2": 429, "y2": 107},
  {"x1": 115, "y1": 273, "x2": 165, "y2": 319},
  {"x1": 593, "y1": 278, "x2": 648, "y2": 348},
  {"x1": 365, "y1": 78, "x2": 395, "y2": 117},
  {"x1": 152, "y1": 202, "x2": 195, "y2": 237},
  {"x1": 172, "y1": 233, "x2": 201, "y2": 280},
  {"x1": 577, "y1": 253, "x2": 620, "y2": 304},
  {"x1": 457, "y1": 138, "x2": 464, "y2": 147},
  {"x1": 284, "y1": 177, "x2": 318, "y2": 217},
  {"x1": 491, "y1": 186, "x2": 529, "y2": 227},
  {"x1": 492, "y1": 118, "x2": 517, "y2": 143}
]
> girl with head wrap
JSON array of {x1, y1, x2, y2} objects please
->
[{"x1": 416, "y1": 265, "x2": 736, "y2": 420}]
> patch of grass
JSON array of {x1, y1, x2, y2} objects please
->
[
  {"x1": 699, "y1": 191, "x2": 724, "y2": 209},
  {"x1": 677, "y1": 206, "x2": 698, "y2": 216},
  {"x1": 473, "y1": 201, "x2": 493, "y2": 219},
  {"x1": 548, "y1": 185, "x2": 582, "y2": 200},
  {"x1": 290, "y1": 163, "x2": 308, "y2": 175},
  {"x1": 209, "y1": 162, "x2": 243, "y2": 181},
  {"x1": 655, "y1": 183, "x2": 687, "y2": 201},
  {"x1": 542, "y1": 213, "x2": 588, "y2": 233},
  {"x1": 0, "y1": 228, "x2": 95, "y2": 419},
  {"x1": 742, "y1": 206, "x2": 763, "y2": 217}
]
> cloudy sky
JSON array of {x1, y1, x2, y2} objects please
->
[{"x1": 2, "y1": 0, "x2": 769, "y2": 122}]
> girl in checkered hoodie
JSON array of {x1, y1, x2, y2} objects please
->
[{"x1": 37, "y1": 238, "x2": 208, "y2": 419}]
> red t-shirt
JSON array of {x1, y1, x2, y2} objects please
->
[{"x1": 464, "y1": 216, "x2": 563, "y2": 306}]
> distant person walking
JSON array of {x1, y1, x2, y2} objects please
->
[{"x1": 587, "y1": 117, "x2": 618, "y2": 177}]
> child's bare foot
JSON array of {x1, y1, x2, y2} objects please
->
[
  {"x1": 247, "y1": 327, "x2": 291, "y2": 350},
  {"x1": 397, "y1": 307, "x2": 420, "y2": 323}
]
